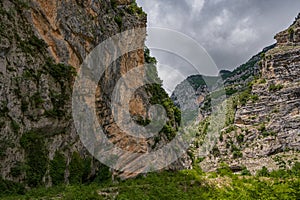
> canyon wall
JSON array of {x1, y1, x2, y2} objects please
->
[{"x1": 0, "y1": 0, "x2": 187, "y2": 187}]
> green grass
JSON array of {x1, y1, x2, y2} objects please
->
[{"x1": 2, "y1": 167, "x2": 299, "y2": 200}]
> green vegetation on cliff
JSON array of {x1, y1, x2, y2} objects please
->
[
  {"x1": 143, "y1": 47, "x2": 181, "y2": 142},
  {"x1": 20, "y1": 131, "x2": 48, "y2": 187}
]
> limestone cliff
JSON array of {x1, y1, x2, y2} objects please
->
[
  {"x1": 0, "y1": 0, "x2": 186, "y2": 187},
  {"x1": 201, "y1": 15, "x2": 300, "y2": 174},
  {"x1": 173, "y1": 14, "x2": 300, "y2": 174}
]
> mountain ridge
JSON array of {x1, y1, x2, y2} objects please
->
[{"x1": 171, "y1": 13, "x2": 300, "y2": 174}]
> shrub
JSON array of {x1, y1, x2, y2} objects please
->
[
  {"x1": 211, "y1": 146, "x2": 220, "y2": 157},
  {"x1": 11, "y1": 120, "x2": 20, "y2": 133},
  {"x1": 114, "y1": 16, "x2": 122, "y2": 28},
  {"x1": 219, "y1": 133, "x2": 224, "y2": 142},
  {"x1": 250, "y1": 94, "x2": 259, "y2": 102},
  {"x1": 20, "y1": 131, "x2": 48, "y2": 187},
  {"x1": 257, "y1": 166, "x2": 269, "y2": 177},
  {"x1": 19, "y1": 35, "x2": 47, "y2": 55},
  {"x1": 21, "y1": 98, "x2": 29, "y2": 112},
  {"x1": 233, "y1": 150, "x2": 243, "y2": 159},
  {"x1": 262, "y1": 131, "x2": 276, "y2": 137},
  {"x1": 110, "y1": 0, "x2": 117, "y2": 9},
  {"x1": 225, "y1": 88, "x2": 238, "y2": 96},
  {"x1": 291, "y1": 162, "x2": 300, "y2": 177},
  {"x1": 226, "y1": 125, "x2": 236, "y2": 133},
  {"x1": 270, "y1": 169, "x2": 289, "y2": 178},
  {"x1": 69, "y1": 152, "x2": 84, "y2": 184},
  {"x1": 135, "y1": 116, "x2": 151, "y2": 126},
  {"x1": 274, "y1": 156, "x2": 286, "y2": 169},
  {"x1": 0, "y1": 102, "x2": 9, "y2": 117},
  {"x1": 288, "y1": 27, "x2": 295, "y2": 35},
  {"x1": 50, "y1": 152, "x2": 66, "y2": 185},
  {"x1": 258, "y1": 123, "x2": 276, "y2": 137},
  {"x1": 45, "y1": 91, "x2": 68, "y2": 119},
  {"x1": 258, "y1": 123, "x2": 266, "y2": 132},
  {"x1": 144, "y1": 47, "x2": 157, "y2": 65},
  {"x1": 0, "y1": 178, "x2": 25, "y2": 197},
  {"x1": 173, "y1": 106, "x2": 181, "y2": 125},
  {"x1": 239, "y1": 90, "x2": 251, "y2": 106},
  {"x1": 14, "y1": 0, "x2": 30, "y2": 9},
  {"x1": 241, "y1": 167, "x2": 251, "y2": 176},
  {"x1": 237, "y1": 134, "x2": 244, "y2": 143},
  {"x1": 30, "y1": 92, "x2": 44, "y2": 107},
  {"x1": 231, "y1": 142, "x2": 243, "y2": 159},
  {"x1": 82, "y1": 157, "x2": 92, "y2": 183},
  {"x1": 28, "y1": 35, "x2": 47, "y2": 50},
  {"x1": 45, "y1": 59, "x2": 76, "y2": 84},
  {"x1": 127, "y1": 1, "x2": 146, "y2": 17},
  {"x1": 217, "y1": 162, "x2": 232, "y2": 176},
  {"x1": 160, "y1": 124, "x2": 176, "y2": 141},
  {"x1": 10, "y1": 162, "x2": 27, "y2": 178},
  {"x1": 272, "y1": 108, "x2": 279, "y2": 113},
  {"x1": 259, "y1": 79, "x2": 267, "y2": 84},
  {"x1": 144, "y1": 48, "x2": 163, "y2": 85},
  {"x1": 94, "y1": 165, "x2": 112, "y2": 183},
  {"x1": 269, "y1": 84, "x2": 284, "y2": 92}
]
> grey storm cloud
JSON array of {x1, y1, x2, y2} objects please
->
[{"x1": 136, "y1": 0, "x2": 300, "y2": 93}]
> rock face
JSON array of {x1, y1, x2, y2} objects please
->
[
  {"x1": 275, "y1": 13, "x2": 300, "y2": 45},
  {"x1": 223, "y1": 16, "x2": 300, "y2": 173},
  {"x1": 171, "y1": 44, "x2": 275, "y2": 117},
  {"x1": 172, "y1": 14, "x2": 300, "y2": 174},
  {"x1": 223, "y1": 44, "x2": 275, "y2": 87},
  {"x1": 0, "y1": 0, "x2": 187, "y2": 187}
]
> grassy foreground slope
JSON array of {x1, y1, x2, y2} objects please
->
[{"x1": 2, "y1": 165, "x2": 299, "y2": 200}]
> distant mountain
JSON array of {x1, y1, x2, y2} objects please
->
[{"x1": 172, "y1": 13, "x2": 300, "y2": 174}]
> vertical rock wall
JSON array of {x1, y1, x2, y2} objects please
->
[{"x1": 0, "y1": 0, "x2": 187, "y2": 186}]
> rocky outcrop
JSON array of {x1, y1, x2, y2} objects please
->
[
  {"x1": 275, "y1": 13, "x2": 300, "y2": 45},
  {"x1": 171, "y1": 43, "x2": 275, "y2": 119},
  {"x1": 172, "y1": 14, "x2": 300, "y2": 174},
  {"x1": 223, "y1": 44, "x2": 275, "y2": 87},
  {"x1": 171, "y1": 75, "x2": 209, "y2": 113},
  {"x1": 199, "y1": 14, "x2": 300, "y2": 174},
  {"x1": 0, "y1": 0, "x2": 186, "y2": 187}
]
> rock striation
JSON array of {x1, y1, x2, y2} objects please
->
[
  {"x1": 0, "y1": 0, "x2": 187, "y2": 187},
  {"x1": 172, "y1": 14, "x2": 300, "y2": 174}
]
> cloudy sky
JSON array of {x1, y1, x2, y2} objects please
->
[{"x1": 136, "y1": 0, "x2": 300, "y2": 93}]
